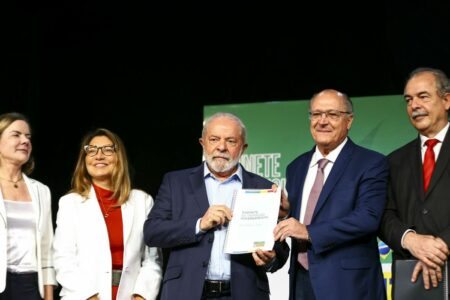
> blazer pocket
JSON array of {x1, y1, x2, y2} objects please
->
[
  {"x1": 340, "y1": 257, "x2": 371, "y2": 270},
  {"x1": 163, "y1": 266, "x2": 182, "y2": 282}
]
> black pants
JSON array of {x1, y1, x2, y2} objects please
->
[
  {"x1": 295, "y1": 263, "x2": 316, "y2": 300},
  {"x1": 0, "y1": 272, "x2": 41, "y2": 300},
  {"x1": 201, "y1": 295, "x2": 232, "y2": 300}
]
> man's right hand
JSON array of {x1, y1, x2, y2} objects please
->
[
  {"x1": 200, "y1": 205, "x2": 232, "y2": 231},
  {"x1": 411, "y1": 260, "x2": 444, "y2": 289},
  {"x1": 273, "y1": 218, "x2": 309, "y2": 242},
  {"x1": 403, "y1": 232, "x2": 449, "y2": 269}
]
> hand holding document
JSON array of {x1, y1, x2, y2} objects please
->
[{"x1": 224, "y1": 187, "x2": 281, "y2": 254}]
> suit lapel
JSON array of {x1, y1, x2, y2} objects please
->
[
  {"x1": 121, "y1": 197, "x2": 133, "y2": 245},
  {"x1": 0, "y1": 187, "x2": 5, "y2": 226},
  {"x1": 23, "y1": 175, "x2": 41, "y2": 230},
  {"x1": 408, "y1": 137, "x2": 425, "y2": 200},
  {"x1": 426, "y1": 129, "x2": 450, "y2": 198},
  {"x1": 312, "y1": 140, "x2": 355, "y2": 220},
  {"x1": 293, "y1": 151, "x2": 314, "y2": 219},
  {"x1": 189, "y1": 163, "x2": 210, "y2": 213},
  {"x1": 87, "y1": 187, "x2": 110, "y2": 245},
  {"x1": 241, "y1": 166, "x2": 254, "y2": 189}
]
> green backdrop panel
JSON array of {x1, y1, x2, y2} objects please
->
[{"x1": 204, "y1": 94, "x2": 416, "y2": 299}]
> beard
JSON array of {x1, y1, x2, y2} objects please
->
[{"x1": 204, "y1": 151, "x2": 241, "y2": 174}]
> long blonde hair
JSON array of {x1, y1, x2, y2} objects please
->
[{"x1": 70, "y1": 128, "x2": 131, "y2": 204}]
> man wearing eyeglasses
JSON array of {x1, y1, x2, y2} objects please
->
[
  {"x1": 274, "y1": 89, "x2": 388, "y2": 300},
  {"x1": 379, "y1": 68, "x2": 450, "y2": 297}
]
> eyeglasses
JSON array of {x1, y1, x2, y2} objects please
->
[
  {"x1": 308, "y1": 110, "x2": 352, "y2": 121},
  {"x1": 84, "y1": 145, "x2": 116, "y2": 157}
]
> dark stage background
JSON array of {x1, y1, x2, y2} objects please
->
[
  {"x1": 2, "y1": 2, "x2": 450, "y2": 297},
  {"x1": 4, "y1": 1, "x2": 450, "y2": 218},
  {"x1": 3, "y1": 1, "x2": 450, "y2": 224}
]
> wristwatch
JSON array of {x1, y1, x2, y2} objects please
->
[{"x1": 306, "y1": 232, "x2": 312, "y2": 243}]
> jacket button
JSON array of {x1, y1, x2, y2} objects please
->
[
  {"x1": 202, "y1": 261, "x2": 208, "y2": 267},
  {"x1": 422, "y1": 208, "x2": 428, "y2": 215}
]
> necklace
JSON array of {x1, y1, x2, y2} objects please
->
[
  {"x1": 0, "y1": 175, "x2": 23, "y2": 188},
  {"x1": 98, "y1": 197, "x2": 115, "y2": 218}
]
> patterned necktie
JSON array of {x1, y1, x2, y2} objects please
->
[
  {"x1": 298, "y1": 158, "x2": 329, "y2": 270},
  {"x1": 423, "y1": 139, "x2": 439, "y2": 193}
]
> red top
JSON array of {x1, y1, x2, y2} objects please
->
[{"x1": 93, "y1": 184, "x2": 124, "y2": 300}]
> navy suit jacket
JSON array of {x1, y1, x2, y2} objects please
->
[
  {"x1": 287, "y1": 139, "x2": 388, "y2": 300},
  {"x1": 144, "y1": 163, "x2": 289, "y2": 300}
]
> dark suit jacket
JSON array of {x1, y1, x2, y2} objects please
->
[
  {"x1": 379, "y1": 129, "x2": 450, "y2": 260},
  {"x1": 144, "y1": 163, "x2": 289, "y2": 300},
  {"x1": 287, "y1": 139, "x2": 388, "y2": 300}
]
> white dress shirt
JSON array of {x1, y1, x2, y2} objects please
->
[
  {"x1": 419, "y1": 122, "x2": 449, "y2": 162},
  {"x1": 300, "y1": 138, "x2": 348, "y2": 223},
  {"x1": 200, "y1": 164, "x2": 243, "y2": 280}
]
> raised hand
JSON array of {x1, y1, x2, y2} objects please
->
[{"x1": 200, "y1": 205, "x2": 232, "y2": 231}]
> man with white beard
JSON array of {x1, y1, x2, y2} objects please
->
[{"x1": 144, "y1": 112, "x2": 289, "y2": 300}]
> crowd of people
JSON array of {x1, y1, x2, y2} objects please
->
[{"x1": 1, "y1": 67, "x2": 449, "y2": 299}]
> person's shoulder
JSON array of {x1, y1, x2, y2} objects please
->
[
  {"x1": 24, "y1": 176, "x2": 54, "y2": 199},
  {"x1": 244, "y1": 170, "x2": 270, "y2": 181},
  {"x1": 387, "y1": 139, "x2": 417, "y2": 160},
  {"x1": 164, "y1": 165, "x2": 202, "y2": 177},
  {"x1": 352, "y1": 143, "x2": 386, "y2": 159},
  {"x1": 129, "y1": 189, "x2": 153, "y2": 200},
  {"x1": 127, "y1": 189, "x2": 153, "y2": 207},
  {"x1": 53, "y1": 192, "x2": 84, "y2": 212},
  {"x1": 24, "y1": 175, "x2": 48, "y2": 189},
  {"x1": 287, "y1": 151, "x2": 311, "y2": 169},
  {"x1": 130, "y1": 188, "x2": 148, "y2": 196},
  {"x1": 59, "y1": 192, "x2": 84, "y2": 202},
  {"x1": 241, "y1": 167, "x2": 273, "y2": 186}
]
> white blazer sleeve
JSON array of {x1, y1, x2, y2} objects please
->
[
  {"x1": 132, "y1": 193, "x2": 163, "y2": 300},
  {"x1": 39, "y1": 184, "x2": 57, "y2": 285},
  {"x1": 52, "y1": 194, "x2": 100, "y2": 300}
]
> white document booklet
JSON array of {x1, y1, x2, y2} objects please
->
[{"x1": 224, "y1": 188, "x2": 281, "y2": 254}]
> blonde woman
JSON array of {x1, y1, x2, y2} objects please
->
[
  {"x1": 0, "y1": 112, "x2": 56, "y2": 299},
  {"x1": 53, "y1": 128, "x2": 162, "y2": 300}
]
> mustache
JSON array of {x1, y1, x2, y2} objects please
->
[
  {"x1": 411, "y1": 110, "x2": 428, "y2": 119},
  {"x1": 212, "y1": 155, "x2": 230, "y2": 160}
]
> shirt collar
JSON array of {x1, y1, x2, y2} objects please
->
[
  {"x1": 310, "y1": 137, "x2": 348, "y2": 168},
  {"x1": 420, "y1": 122, "x2": 449, "y2": 147},
  {"x1": 203, "y1": 162, "x2": 243, "y2": 183}
]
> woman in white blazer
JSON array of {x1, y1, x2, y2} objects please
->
[
  {"x1": 0, "y1": 112, "x2": 56, "y2": 299},
  {"x1": 53, "y1": 128, "x2": 162, "y2": 300}
]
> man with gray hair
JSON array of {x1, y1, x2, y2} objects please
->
[
  {"x1": 274, "y1": 89, "x2": 388, "y2": 300},
  {"x1": 379, "y1": 67, "x2": 450, "y2": 297},
  {"x1": 144, "y1": 112, "x2": 289, "y2": 300}
]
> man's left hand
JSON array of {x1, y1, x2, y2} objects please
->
[
  {"x1": 252, "y1": 249, "x2": 276, "y2": 266},
  {"x1": 271, "y1": 184, "x2": 290, "y2": 219}
]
